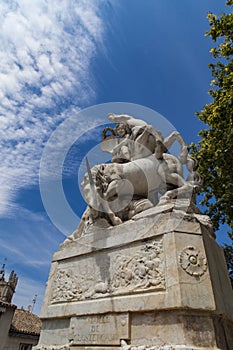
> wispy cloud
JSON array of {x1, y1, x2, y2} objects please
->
[
  {"x1": 0, "y1": 0, "x2": 105, "y2": 216},
  {"x1": 0, "y1": 210, "x2": 63, "y2": 267},
  {"x1": 13, "y1": 274, "x2": 47, "y2": 315},
  {"x1": 0, "y1": 209, "x2": 86, "y2": 314}
]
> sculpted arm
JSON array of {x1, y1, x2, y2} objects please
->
[
  {"x1": 108, "y1": 113, "x2": 147, "y2": 128},
  {"x1": 108, "y1": 113, "x2": 163, "y2": 141}
]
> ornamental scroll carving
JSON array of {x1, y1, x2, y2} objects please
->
[{"x1": 50, "y1": 238, "x2": 165, "y2": 304}]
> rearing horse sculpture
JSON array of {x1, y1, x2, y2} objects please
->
[{"x1": 81, "y1": 115, "x2": 201, "y2": 226}]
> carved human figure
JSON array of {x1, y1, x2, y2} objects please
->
[
  {"x1": 112, "y1": 123, "x2": 132, "y2": 163},
  {"x1": 108, "y1": 113, "x2": 188, "y2": 162},
  {"x1": 107, "y1": 114, "x2": 163, "y2": 163}
]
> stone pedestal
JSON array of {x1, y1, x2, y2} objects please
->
[{"x1": 35, "y1": 205, "x2": 233, "y2": 350}]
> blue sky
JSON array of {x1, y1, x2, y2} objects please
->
[{"x1": 0, "y1": 0, "x2": 229, "y2": 315}]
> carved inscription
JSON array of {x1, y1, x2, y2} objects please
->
[
  {"x1": 50, "y1": 238, "x2": 165, "y2": 303},
  {"x1": 69, "y1": 313, "x2": 129, "y2": 345}
]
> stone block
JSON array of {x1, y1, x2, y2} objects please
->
[
  {"x1": 36, "y1": 211, "x2": 233, "y2": 350},
  {"x1": 69, "y1": 313, "x2": 129, "y2": 346}
]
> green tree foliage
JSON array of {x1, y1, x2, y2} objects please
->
[
  {"x1": 192, "y1": 1, "x2": 233, "y2": 286},
  {"x1": 192, "y1": 0, "x2": 233, "y2": 233}
]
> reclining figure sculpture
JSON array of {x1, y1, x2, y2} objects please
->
[{"x1": 80, "y1": 114, "x2": 201, "y2": 227}]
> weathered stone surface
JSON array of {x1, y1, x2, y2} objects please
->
[
  {"x1": 35, "y1": 113, "x2": 233, "y2": 350},
  {"x1": 69, "y1": 313, "x2": 129, "y2": 346},
  {"x1": 41, "y1": 210, "x2": 220, "y2": 321},
  {"x1": 58, "y1": 209, "x2": 204, "y2": 261},
  {"x1": 36, "y1": 208, "x2": 233, "y2": 350},
  {"x1": 202, "y1": 226, "x2": 233, "y2": 319},
  {"x1": 78, "y1": 114, "x2": 201, "y2": 230},
  {"x1": 50, "y1": 237, "x2": 165, "y2": 305},
  {"x1": 130, "y1": 311, "x2": 218, "y2": 348}
]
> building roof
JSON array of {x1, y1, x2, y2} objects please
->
[{"x1": 10, "y1": 309, "x2": 42, "y2": 336}]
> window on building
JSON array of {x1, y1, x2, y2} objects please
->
[{"x1": 18, "y1": 344, "x2": 32, "y2": 350}]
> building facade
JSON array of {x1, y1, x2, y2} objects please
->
[{"x1": 0, "y1": 268, "x2": 41, "y2": 350}]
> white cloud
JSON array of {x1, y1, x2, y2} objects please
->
[{"x1": 0, "y1": 0, "x2": 105, "y2": 216}]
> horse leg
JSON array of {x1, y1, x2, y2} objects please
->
[
  {"x1": 98, "y1": 180, "x2": 122, "y2": 226},
  {"x1": 100, "y1": 195, "x2": 122, "y2": 225},
  {"x1": 164, "y1": 132, "x2": 190, "y2": 165},
  {"x1": 164, "y1": 131, "x2": 187, "y2": 150},
  {"x1": 162, "y1": 173, "x2": 193, "y2": 200},
  {"x1": 106, "y1": 211, "x2": 122, "y2": 226},
  {"x1": 148, "y1": 190, "x2": 159, "y2": 205}
]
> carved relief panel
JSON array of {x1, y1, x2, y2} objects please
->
[{"x1": 50, "y1": 237, "x2": 165, "y2": 304}]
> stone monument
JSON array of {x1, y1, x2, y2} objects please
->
[{"x1": 35, "y1": 114, "x2": 233, "y2": 350}]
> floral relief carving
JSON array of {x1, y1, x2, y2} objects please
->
[
  {"x1": 51, "y1": 267, "x2": 95, "y2": 303},
  {"x1": 50, "y1": 238, "x2": 165, "y2": 304},
  {"x1": 179, "y1": 246, "x2": 207, "y2": 277},
  {"x1": 111, "y1": 240, "x2": 165, "y2": 292}
]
